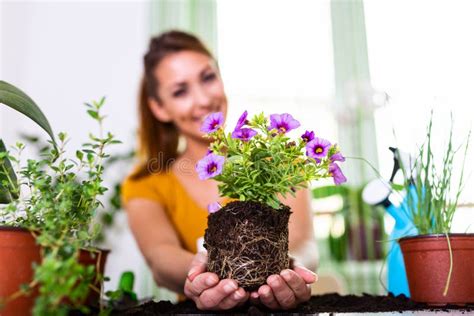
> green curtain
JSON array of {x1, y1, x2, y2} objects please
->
[
  {"x1": 331, "y1": 0, "x2": 379, "y2": 185},
  {"x1": 150, "y1": 0, "x2": 217, "y2": 55}
]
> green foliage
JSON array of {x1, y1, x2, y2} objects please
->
[
  {"x1": 208, "y1": 113, "x2": 339, "y2": 209},
  {"x1": 0, "y1": 98, "x2": 119, "y2": 315},
  {"x1": 0, "y1": 80, "x2": 55, "y2": 203},
  {"x1": 0, "y1": 80, "x2": 55, "y2": 204},
  {"x1": 312, "y1": 185, "x2": 386, "y2": 262},
  {"x1": 0, "y1": 80, "x2": 55, "y2": 143},
  {"x1": 0, "y1": 139, "x2": 19, "y2": 203},
  {"x1": 398, "y1": 113, "x2": 471, "y2": 235}
]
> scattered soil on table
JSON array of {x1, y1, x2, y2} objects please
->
[
  {"x1": 205, "y1": 201, "x2": 291, "y2": 291},
  {"x1": 110, "y1": 293, "x2": 474, "y2": 315}
]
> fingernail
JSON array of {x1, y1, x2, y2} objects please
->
[
  {"x1": 251, "y1": 292, "x2": 259, "y2": 299},
  {"x1": 187, "y1": 267, "x2": 198, "y2": 277},
  {"x1": 233, "y1": 290, "x2": 243, "y2": 299},
  {"x1": 224, "y1": 282, "x2": 237, "y2": 293},
  {"x1": 262, "y1": 287, "x2": 271, "y2": 296},
  {"x1": 268, "y1": 275, "x2": 280, "y2": 287},
  {"x1": 306, "y1": 269, "x2": 317, "y2": 280},
  {"x1": 281, "y1": 269, "x2": 291, "y2": 281},
  {"x1": 206, "y1": 276, "x2": 217, "y2": 286},
  {"x1": 301, "y1": 265, "x2": 317, "y2": 276}
]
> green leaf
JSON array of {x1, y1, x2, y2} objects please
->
[
  {"x1": 390, "y1": 183, "x2": 405, "y2": 191},
  {"x1": 0, "y1": 80, "x2": 55, "y2": 143},
  {"x1": 312, "y1": 185, "x2": 349, "y2": 199},
  {"x1": 76, "y1": 150, "x2": 84, "y2": 161},
  {"x1": 0, "y1": 139, "x2": 19, "y2": 203},
  {"x1": 87, "y1": 110, "x2": 99, "y2": 120}
]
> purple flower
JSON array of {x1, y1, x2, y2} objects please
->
[
  {"x1": 330, "y1": 152, "x2": 346, "y2": 162},
  {"x1": 200, "y1": 112, "x2": 224, "y2": 133},
  {"x1": 306, "y1": 137, "x2": 331, "y2": 161},
  {"x1": 207, "y1": 202, "x2": 222, "y2": 214},
  {"x1": 232, "y1": 128, "x2": 257, "y2": 142},
  {"x1": 234, "y1": 110, "x2": 248, "y2": 131},
  {"x1": 196, "y1": 153, "x2": 225, "y2": 180},
  {"x1": 329, "y1": 163, "x2": 347, "y2": 185},
  {"x1": 301, "y1": 130, "x2": 315, "y2": 143},
  {"x1": 268, "y1": 113, "x2": 301, "y2": 134}
]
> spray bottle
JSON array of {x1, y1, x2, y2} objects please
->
[{"x1": 362, "y1": 147, "x2": 418, "y2": 297}]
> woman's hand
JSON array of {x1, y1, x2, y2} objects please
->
[
  {"x1": 184, "y1": 252, "x2": 249, "y2": 310},
  {"x1": 249, "y1": 263, "x2": 317, "y2": 310}
]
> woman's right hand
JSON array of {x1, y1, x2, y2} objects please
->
[{"x1": 184, "y1": 252, "x2": 249, "y2": 310}]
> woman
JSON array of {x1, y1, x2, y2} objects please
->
[{"x1": 122, "y1": 30, "x2": 318, "y2": 311}]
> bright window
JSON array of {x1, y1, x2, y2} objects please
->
[
  {"x1": 217, "y1": 0, "x2": 337, "y2": 142},
  {"x1": 365, "y1": 0, "x2": 474, "y2": 229}
]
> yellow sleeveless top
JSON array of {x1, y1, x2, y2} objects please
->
[{"x1": 121, "y1": 171, "x2": 209, "y2": 254}]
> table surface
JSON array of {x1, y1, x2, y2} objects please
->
[{"x1": 316, "y1": 312, "x2": 474, "y2": 316}]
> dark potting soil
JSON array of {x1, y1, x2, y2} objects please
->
[
  {"x1": 205, "y1": 201, "x2": 291, "y2": 291},
  {"x1": 107, "y1": 293, "x2": 474, "y2": 315}
]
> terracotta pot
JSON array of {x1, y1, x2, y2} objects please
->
[
  {"x1": 0, "y1": 227, "x2": 40, "y2": 316},
  {"x1": 0, "y1": 227, "x2": 109, "y2": 315},
  {"x1": 78, "y1": 248, "x2": 109, "y2": 306},
  {"x1": 399, "y1": 234, "x2": 474, "y2": 305}
]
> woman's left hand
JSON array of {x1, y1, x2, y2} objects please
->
[{"x1": 249, "y1": 264, "x2": 317, "y2": 310}]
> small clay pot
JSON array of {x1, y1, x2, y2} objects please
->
[
  {"x1": 78, "y1": 248, "x2": 109, "y2": 306},
  {"x1": 0, "y1": 227, "x2": 40, "y2": 316},
  {"x1": 0, "y1": 227, "x2": 109, "y2": 315},
  {"x1": 399, "y1": 234, "x2": 474, "y2": 305}
]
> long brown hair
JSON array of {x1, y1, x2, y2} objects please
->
[{"x1": 133, "y1": 30, "x2": 214, "y2": 179}]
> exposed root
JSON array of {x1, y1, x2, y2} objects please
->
[{"x1": 204, "y1": 201, "x2": 291, "y2": 291}]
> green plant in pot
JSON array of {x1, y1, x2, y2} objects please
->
[
  {"x1": 196, "y1": 111, "x2": 346, "y2": 290},
  {"x1": 397, "y1": 114, "x2": 473, "y2": 305},
  {"x1": 312, "y1": 184, "x2": 386, "y2": 262},
  {"x1": 0, "y1": 81, "x2": 118, "y2": 315}
]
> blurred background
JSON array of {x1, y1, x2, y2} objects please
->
[{"x1": 1, "y1": 0, "x2": 473, "y2": 301}]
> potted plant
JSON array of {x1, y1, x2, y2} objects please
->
[
  {"x1": 0, "y1": 81, "x2": 118, "y2": 315},
  {"x1": 397, "y1": 115, "x2": 473, "y2": 305},
  {"x1": 196, "y1": 111, "x2": 346, "y2": 289}
]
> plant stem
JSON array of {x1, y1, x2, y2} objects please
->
[{"x1": 443, "y1": 232, "x2": 453, "y2": 296}]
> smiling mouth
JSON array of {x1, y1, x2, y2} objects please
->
[{"x1": 192, "y1": 117, "x2": 206, "y2": 123}]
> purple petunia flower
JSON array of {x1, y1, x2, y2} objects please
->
[
  {"x1": 234, "y1": 110, "x2": 248, "y2": 131},
  {"x1": 232, "y1": 128, "x2": 257, "y2": 142},
  {"x1": 306, "y1": 137, "x2": 331, "y2": 161},
  {"x1": 196, "y1": 153, "x2": 225, "y2": 180},
  {"x1": 200, "y1": 112, "x2": 224, "y2": 133},
  {"x1": 329, "y1": 162, "x2": 347, "y2": 185},
  {"x1": 207, "y1": 202, "x2": 222, "y2": 214},
  {"x1": 301, "y1": 130, "x2": 315, "y2": 143},
  {"x1": 330, "y1": 152, "x2": 346, "y2": 162},
  {"x1": 268, "y1": 113, "x2": 301, "y2": 134}
]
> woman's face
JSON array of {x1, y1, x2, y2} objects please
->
[{"x1": 150, "y1": 50, "x2": 228, "y2": 143}]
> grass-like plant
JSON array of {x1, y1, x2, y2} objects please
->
[
  {"x1": 398, "y1": 113, "x2": 471, "y2": 235},
  {"x1": 396, "y1": 113, "x2": 471, "y2": 296}
]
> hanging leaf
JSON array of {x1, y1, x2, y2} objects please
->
[
  {"x1": 0, "y1": 139, "x2": 19, "y2": 204},
  {"x1": 0, "y1": 80, "x2": 55, "y2": 143},
  {"x1": 312, "y1": 185, "x2": 349, "y2": 199}
]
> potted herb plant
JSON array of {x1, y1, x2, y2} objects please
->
[
  {"x1": 397, "y1": 115, "x2": 473, "y2": 305},
  {"x1": 0, "y1": 81, "x2": 118, "y2": 315},
  {"x1": 196, "y1": 111, "x2": 346, "y2": 290}
]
